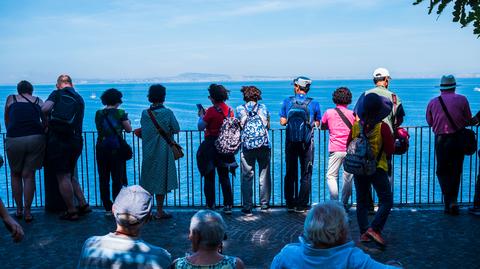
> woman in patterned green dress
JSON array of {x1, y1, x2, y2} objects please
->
[{"x1": 140, "y1": 84, "x2": 179, "y2": 219}]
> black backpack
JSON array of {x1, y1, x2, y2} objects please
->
[
  {"x1": 49, "y1": 88, "x2": 80, "y2": 136},
  {"x1": 286, "y1": 96, "x2": 313, "y2": 143}
]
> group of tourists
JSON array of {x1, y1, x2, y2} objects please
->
[
  {"x1": 1, "y1": 69, "x2": 479, "y2": 268},
  {"x1": 76, "y1": 185, "x2": 402, "y2": 269}
]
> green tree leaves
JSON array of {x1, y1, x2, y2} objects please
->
[{"x1": 413, "y1": 0, "x2": 480, "y2": 37}]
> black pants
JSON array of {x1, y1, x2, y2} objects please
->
[
  {"x1": 435, "y1": 134, "x2": 464, "y2": 209},
  {"x1": 284, "y1": 141, "x2": 314, "y2": 207},
  {"x1": 354, "y1": 169, "x2": 393, "y2": 234},
  {"x1": 204, "y1": 166, "x2": 233, "y2": 208},
  {"x1": 96, "y1": 144, "x2": 127, "y2": 211}
]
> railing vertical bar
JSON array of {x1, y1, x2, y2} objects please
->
[
  {"x1": 280, "y1": 129, "x2": 284, "y2": 206},
  {"x1": 419, "y1": 127, "x2": 423, "y2": 204},
  {"x1": 271, "y1": 130, "x2": 275, "y2": 207},
  {"x1": 413, "y1": 127, "x2": 417, "y2": 204},
  {"x1": 92, "y1": 133, "x2": 98, "y2": 207}
]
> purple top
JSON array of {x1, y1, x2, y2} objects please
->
[{"x1": 426, "y1": 91, "x2": 472, "y2": 135}]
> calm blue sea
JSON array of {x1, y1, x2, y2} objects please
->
[
  {"x1": 0, "y1": 78, "x2": 479, "y2": 131},
  {"x1": 0, "y1": 78, "x2": 479, "y2": 207}
]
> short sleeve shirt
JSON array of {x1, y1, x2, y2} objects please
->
[
  {"x1": 47, "y1": 87, "x2": 85, "y2": 136},
  {"x1": 95, "y1": 108, "x2": 129, "y2": 147},
  {"x1": 77, "y1": 233, "x2": 172, "y2": 269},
  {"x1": 321, "y1": 105, "x2": 355, "y2": 152},
  {"x1": 361, "y1": 86, "x2": 405, "y2": 133},
  {"x1": 202, "y1": 102, "x2": 233, "y2": 138},
  {"x1": 279, "y1": 94, "x2": 321, "y2": 126}
]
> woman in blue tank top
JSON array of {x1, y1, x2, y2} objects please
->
[{"x1": 4, "y1": 80, "x2": 46, "y2": 222}]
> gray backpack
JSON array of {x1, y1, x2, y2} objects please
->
[{"x1": 344, "y1": 125, "x2": 382, "y2": 176}]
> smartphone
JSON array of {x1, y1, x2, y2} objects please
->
[{"x1": 196, "y1": 104, "x2": 205, "y2": 115}]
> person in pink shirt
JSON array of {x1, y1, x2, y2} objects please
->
[{"x1": 321, "y1": 87, "x2": 355, "y2": 209}]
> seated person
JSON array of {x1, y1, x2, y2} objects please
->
[
  {"x1": 173, "y1": 210, "x2": 245, "y2": 269},
  {"x1": 0, "y1": 198, "x2": 23, "y2": 243},
  {"x1": 270, "y1": 201, "x2": 401, "y2": 269},
  {"x1": 77, "y1": 185, "x2": 171, "y2": 269}
]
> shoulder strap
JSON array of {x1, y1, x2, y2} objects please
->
[
  {"x1": 438, "y1": 96, "x2": 460, "y2": 131},
  {"x1": 334, "y1": 108, "x2": 353, "y2": 130},
  {"x1": 147, "y1": 109, "x2": 175, "y2": 145},
  {"x1": 12, "y1": 95, "x2": 17, "y2": 102},
  {"x1": 103, "y1": 110, "x2": 123, "y2": 140}
]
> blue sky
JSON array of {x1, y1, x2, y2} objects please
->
[{"x1": 0, "y1": 0, "x2": 479, "y2": 84}]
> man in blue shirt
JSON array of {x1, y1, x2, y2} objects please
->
[{"x1": 280, "y1": 77, "x2": 321, "y2": 212}]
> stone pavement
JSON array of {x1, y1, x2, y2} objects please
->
[{"x1": 1, "y1": 206, "x2": 479, "y2": 268}]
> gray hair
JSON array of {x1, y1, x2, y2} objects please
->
[
  {"x1": 303, "y1": 201, "x2": 349, "y2": 247},
  {"x1": 190, "y1": 210, "x2": 226, "y2": 248}
]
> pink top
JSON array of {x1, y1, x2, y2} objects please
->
[
  {"x1": 426, "y1": 91, "x2": 471, "y2": 135},
  {"x1": 321, "y1": 105, "x2": 355, "y2": 152}
]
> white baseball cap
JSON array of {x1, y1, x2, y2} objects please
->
[
  {"x1": 372, "y1": 68, "x2": 391, "y2": 79},
  {"x1": 293, "y1": 76, "x2": 312, "y2": 88}
]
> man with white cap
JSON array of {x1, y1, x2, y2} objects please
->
[
  {"x1": 355, "y1": 68, "x2": 405, "y2": 211},
  {"x1": 77, "y1": 185, "x2": 172, "y2": 268},
  {"x1": 426, "y1": 75, "x2": 476, "y2": 215},
  {"x1": 280, "y1": 76, "x2": 321, "y2": 213}
]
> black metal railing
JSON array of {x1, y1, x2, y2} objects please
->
[{"x1": 0, "y1": 126, "x2": 478, "y2": 208}]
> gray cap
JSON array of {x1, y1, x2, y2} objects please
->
[{"x1": 113, "y1": 185, "x2": 152, "y2": 226}]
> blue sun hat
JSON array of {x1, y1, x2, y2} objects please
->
[
  {"x1": 355, "y1": 92, "x2": 393, "y2": 125},
  {"x1": 439, "y1": 75, "x2": 457, "y2": 91}
]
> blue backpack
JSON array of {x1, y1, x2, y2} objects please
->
[
  {"x1": 286, "y1": 96, "x2": 313, "y2": 143},
  {"x1": 241, "y1": 104, "x2": 269, "y2": 150}
]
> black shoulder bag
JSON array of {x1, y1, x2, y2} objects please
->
[
  {"x1": 103, "y1": 110, "x2": 133, "y2": 161},
  {"x1": 438, "y1": 96, "x2": 477, "y2": 156},
  {"x1": 334, "y1": 108, "x2": 353, "y2": 130}
]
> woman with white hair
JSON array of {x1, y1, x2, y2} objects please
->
[
  {"x1": 270, "y1": 201, "x2": 400, "y2": 269},
  {"x1": 174, "y1": 210, "x2": 245, "y2": 269}
]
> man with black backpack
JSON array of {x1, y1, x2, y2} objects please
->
[
  {"x1": 280, "y1": 76, "x2": 321, "y2": 213},
  {"x1": 42, "y1": 74, "x2": 90, "y2": 220}
]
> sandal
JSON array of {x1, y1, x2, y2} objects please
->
[
  {"x1": 14, "y1": 211, "x2": 23, "y2": 220},
  {"x1": 77, "y1": 204, "x2": 92, "y2": 216},
  {"x1": 59, "y1": 211, "x2": 79, "y2": 221},
  {"x1": 153, "y1": 211, "x2": 173, "y2": 220},
  {"x1": 24, "y1": 214, "x2": 34, "y2": 223}
]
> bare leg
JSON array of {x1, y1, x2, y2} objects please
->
[
  {"x1": 22, "y1": 170, "x2": 36, "y2": 218},
  {"x1": 155, "y1": 194, "x2": 165, "y2": 218},
  {"x1": 72, "y1": 178, "x2": 88, "y2": 207},
  {"x1": 56, "y1": 172, "x2": 76, "y2": 213},
  {"x1": 10, "y1": 172, "x2": 23, "y2": 216}
]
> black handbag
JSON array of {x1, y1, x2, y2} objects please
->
[
  {"x1": 103, "y1": 110, "x2": 133, "y2": 161},
  {"x1": 438, "y1": 97, "x2": 477, "y2": 156}
]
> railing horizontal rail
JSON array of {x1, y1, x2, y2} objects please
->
[{"x1": 0, "y1": 126, "x2": 478, "y2": 208}]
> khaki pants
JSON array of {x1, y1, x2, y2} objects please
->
[{"x1": 326, "y1": 151, "x2": 353, "y2": 205}]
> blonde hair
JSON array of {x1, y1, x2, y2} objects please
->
[{"x1": 303, "y1": 201, "x2": 349, "y2": 247}]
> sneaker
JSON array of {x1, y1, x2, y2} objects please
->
[
  {"x1": 294, "y1": 206, "x2": 307, "y2": 213},
  {"x1": 366, "y1": 228, "x2": 386, "y2": 246},
  {"x1": 360, "y1": 233, "x2": 372, "y2": 243},
  {"x1": 287, "y1": 205, "x2": 295, "y2": 212},
  {"x1": 77, "y1": 204, "x2": 92, "y2": 216},
  {"x1": 223, "y1": 206, "x2": 232, "y2": 215},
  {"x1": 343, "y1": 204, "x2": 351, "y2": 213},
  {"x1": 468, "y1": 206, "x2": 480, "y2": 216},
  {"x1": 260, "y1": 204, "x2": 270, "y2": 211},
  {"x1": 104, "y1": 211, "x2": 113, "y2": 217},
  {"x1": 241, "y1": 208, "x2": 253, "y2": 215}
]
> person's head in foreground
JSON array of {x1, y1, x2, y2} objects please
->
[
  {"x1": 332, "y1": 87, "x2": 352, "y2": 106},
  {"x1": 293, "y1": 76, "x2": 312, "y2": 94},
  {"x1": 56, "y1": 74, "x2": 73, "y2": 90},
  {"x1": 270, "y1": 201, "x2": 402, "y2": 269},
  {"x1": 208, "y1": 84, "x2": 229, "y2": 105},
  {"x1": 78, "y1": 185, "x2": 172, "y2": 269},
  {"x1": 173, "y1": 210, "x2": 245, "y2": 269},
  {"x1": 372, "y1": 67, "x2": 391, "y2": 88},
  {"x1": 439, "y1": 74, "x2": 457, "y2": 92}
]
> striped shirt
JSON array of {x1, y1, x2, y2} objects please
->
[{"x1": 77, "y1": 233, "x2": 172, "y2": 269}]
